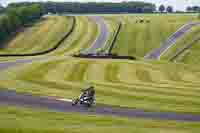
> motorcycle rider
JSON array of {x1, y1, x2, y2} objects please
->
[
  {"x1": 72, "y1": 85, "x2": 95, "y2": 106},
  {"x1": 80, "y1": 86, "x2": 95, "y2": 102}
]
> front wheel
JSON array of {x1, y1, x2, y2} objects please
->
[{"x1": 72, "y1": 98, "x2": 79, "y2": 106}]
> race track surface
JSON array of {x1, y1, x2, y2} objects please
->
[
  {"x1": 81, "y1": 16, "x2": 109, "y2": 54},
  {"x1": 0, "y1": 57, "x2": 45, "y2": 71},
  {"x1": 1, "y1": 90, "x2": 200, "y2": 122},
  {"x1": 144, "y1": 22, "x2": 200, "y2": 59}
]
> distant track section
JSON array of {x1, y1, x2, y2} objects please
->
[
  {"x1": 81, "y1": 16, "x2": 109, "y2": 54},
  {"x1": 144, "y1": 22, "x2": 200, "y2": 59}
]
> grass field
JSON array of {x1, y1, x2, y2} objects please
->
[
  {"x1": 111, "y1": 14, "x2": 199, "y2": 58},
  {"x1": 1, "y1": 105, "x2": 200, "y2": 133},
  {"x1": 176, "y1": 40, "x2": 200, "y2": 64},
  {"x1": 1, "y1": 56, "x2": 200, "y2": 114},
  {"x1": 0, "y1": 15, "x2": 74, "y2": 54}
]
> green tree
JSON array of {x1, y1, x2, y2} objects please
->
[
  {"x1": 159, "y1": 5, "x2": 165, "y2": 13},
  {"x1": 7, "y1": 8, "x2": 22, "y2": 30},
  {"x1": 0, "y1": 17, "x2": 8, "y2": 42},
  {"x1": 166, "y1": 6, "x2": 173, "y2": 13},
  {"x1": 0, "y1": 4, "x2": 43, "y2": 45}
]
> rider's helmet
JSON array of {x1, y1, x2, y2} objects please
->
[
  {"x1": 81, "y1": 85, "x2": 95, "y2": 97},
  {"x1": 89, "y1": 86, "x2": 95, "y2": 96}
]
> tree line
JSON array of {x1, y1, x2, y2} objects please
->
[
  {"x1": 9, "y1": 2, "x2": 156, "y2": 14},
  {"x1": 157, "y1": 4, "x2": 200, "y2": 13},
  {"x1": 186, "y1": 6, "x2": 200, "y2": 12},
  {"x1": 0, "y1": 4, "x2": 43, "y2": 45},
  {"x1": 0, "y1": 4, "x2": 4, "y2": 13}
]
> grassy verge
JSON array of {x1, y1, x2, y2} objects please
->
[
  {"x1": 52, "y1": 16, "x2": 99, "y2": 55},
  {"x1": 176, "y1": 40, "x2": 200, "y2": 64},
  {"x1": 160, "y1": 26, "x2": 200, "y2": 60},
  {"x1": 1, "y1": 105, "x2": 200, "y2": 133},
  {"x1": 0, "y1": 15, "x2": 73, "y2": 54}
]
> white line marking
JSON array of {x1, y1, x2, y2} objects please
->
[{"x1": 57, "y1": 98, "x2": 73, "y2": 102}]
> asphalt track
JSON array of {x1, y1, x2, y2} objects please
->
[
  {"x1": 1, "y1": 90, "x2": 200, "y2": 122},
  {"x1": 0, "y1": 57, "x2": 45, "y2": 71},
  {"x1": 144, "y1": 22, "x2": 200, "y2": 59},
  {"x1": 1, "y1": 16, "x2": 200, "y2": 122},
  {"x1": 80, "y1": 16, "x2": 109, "y2": 54}
]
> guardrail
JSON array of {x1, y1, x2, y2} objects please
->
[
  {"x1": 73, "y1": 54, "x2": 136, "y2": 60},
  {"x1": 169, "y1": 36, "x2": 200, "y2": 61},
  {"x1": 108, "y1": 22, "x2": 122, "y2": 54},
  {"x1": 0, "y1": 16, "x2": 76, "y2": 57}
]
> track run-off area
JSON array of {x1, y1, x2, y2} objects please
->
[{"x1": 0, "y1": 15, "x2": 200, "y2": 122}]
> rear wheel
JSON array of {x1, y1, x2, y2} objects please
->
[{"x1": 86, "y1": 100, "x2": 93, "y2": 107}]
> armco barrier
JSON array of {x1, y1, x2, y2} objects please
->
[
  {"x1": 0, "y1": 16, "x2": 76, "y2": 57},
  {"x1": 73, "y1": 54, "x2": 136, "y2": 60},
  {"x1": 169, "y1": 37, "x2": 200, "y2": 61},
  {"x1": 108, "y1": 22, "x2": 122, "y2": 54}
]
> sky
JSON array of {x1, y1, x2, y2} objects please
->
[{"x1": 0, "y1": 0, "x2": 199, "y2": 11}]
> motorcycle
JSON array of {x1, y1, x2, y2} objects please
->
[{"x1": 72, "y1": 93, "x2": 95, "y2": 107}]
